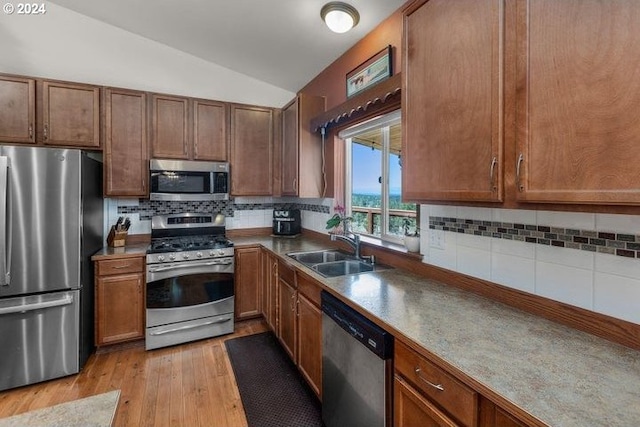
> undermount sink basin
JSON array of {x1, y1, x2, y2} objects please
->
[
  {"x1": 287, "y1": 249, "x2": 356, "y2": 265},
  {"x1": 312, "y1": 260, "x2": 375, "y2": 278}
]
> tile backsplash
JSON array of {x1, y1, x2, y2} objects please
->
[{"x1": 421, "y1": 205, "x2": 640, "y2": 326}]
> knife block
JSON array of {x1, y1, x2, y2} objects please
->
[{"x1": 107, "y1": 226, "x2": 128, "y2": 248}]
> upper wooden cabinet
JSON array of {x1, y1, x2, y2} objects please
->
[
  {"x1": 0, "y1": 76, "x2": 36, "y2": 144},
  {"x1": 193, "y1": 99, "x2": 228, "y2": 161},
  {"x1": 150, "y1": 94, "x2": 189, "y2": 159},
  {"x1": 230, "y1": 104, "x2": 274, "y2": 196},
  {"x1": 403, "y1": 0, "x2": 503, "y2": 203},
  {"x1": 0, "y1": 76, "x2": 100, "y2": 148},
  {"x1": 103, "y1": 88, "x2": 148, "y2": 197},
  {"x1": 40, "y1": 80, "x2": 101, "y2": 148},
  {"x1": 281, "y1": 94, "x2": 326, "y2": 197},
  {"x1": 150, "y1": 94, "x2": 228, "y2": 161},
  {"x1": 515, "y1": 0, "x2": 640, "y2": 205}
]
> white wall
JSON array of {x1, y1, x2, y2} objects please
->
[
  {"x1": 0, "y1": 3, "x2": 294, "y2": 107},
  {"x1": 420, "y1": 205, "x2": 640, "y2": 326}
]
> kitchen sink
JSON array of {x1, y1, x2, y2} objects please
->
[
  {"x1": 287, "y1": 249, "x2": 356, "y2": 265},
  {"x1": 312, "y1": 260, "x2": 375, "y2": 278},
  {"x1": 287, "y1": 249, "x2": 389, "y2": 278}
]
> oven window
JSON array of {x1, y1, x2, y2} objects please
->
[
  {"x1": 151, "y1": 171, "x2": 211, "y2": 194},
  {"x1": 147, "y1": 273, "x2": 233, "y2": 309}
]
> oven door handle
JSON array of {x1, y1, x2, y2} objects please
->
[
  {"x1": 149, "y1": 316, "x2": 232, "y2": 336},
  {"x1": 148, "y1": 260, "x2": 233, "y2": 273}
]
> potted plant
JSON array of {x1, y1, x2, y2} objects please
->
[
  {"x1": 403, "y1": 219, "x2": 420, "y2": 253},
  {"x1": 326, "y1": 204, "x2": 352, "y2": 235}
]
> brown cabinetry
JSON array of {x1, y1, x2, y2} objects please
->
[
  {"x1": 281, "y1": 94, "x2": 326, "y2": 197},
  {"x1": 150, "y1": 94, "x2": 228, "y2": 161},
  {"x1": 0, "y1": 76, "x2": 36, "y2": 144},
  {"x1": 403, "y1": 0, "x2": 503, "y2": 203},
  {"x1": 40, "y1": 80, "x2": 101, "y2": 148},
  {"x1": 261, "y1": 248, "x2": 278, "y2": 331},
  {"x1": 234, "y1": 246, "x2": 262, "y2": 320},
  {"x1": 230, "y1": 104, "x2": 274, "y2": 196},
  {"x1": 395, "y1": 339, "x2": 478, "y2": 427},
  {"x1": 94, "y1": 256, "x2": 145, "y2": 346},
  {"x1": 479, "y1": 398, "x2": 527, "y2": 427},
  {"x1": 395, "y1": 375, "x2": 460, "y2": 427},
  {"x1": 277, "y1": 260, "x2": 297, "y2": 360},
  {"x1": 103, "y1": 88, "x2": 148, "y2": 197},
  {"x1": 296, "y1": 272, "x2": 323, "y2": 398},
  {"x1": 515, "y1": 0, "x2": 640, "y2": 205},
  {"x1": 150, "y1": 94, "x2": 189, "y2": 159}
]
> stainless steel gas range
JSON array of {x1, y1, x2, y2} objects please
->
[{"x1": 145, "y1": 213, "x2": 235, "y2": 350}]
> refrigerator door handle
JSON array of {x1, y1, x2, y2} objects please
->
[
  {"x1": 0, "y1": 294, "x2": 74, "y2": 315},
  {"x1": 0, "y1": 156, "x2": 8, "y2": 286}
]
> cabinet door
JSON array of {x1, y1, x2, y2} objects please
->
[
  {"x1": 277, "y1": 277, "x2": 297, "y2": 360},
  {"x1": 104, "y1": 88, "x2": 148, "y2": 197},
  {"x1": 151, "y1": 94, "x2": 189, "y2": 159},
  {"x1": 0, "y1": 76, "x2": 36, "y2": 144},
  {"x1": 193, "y1": 99, "x2": 227, "y2": 161},
  {"x1": 395, "y1": 375, "x2": 460, "y2": 427},
  {"x1": 515, "y1": 0, "x2": 640, "y2": 204},
  {"x1": 96, "y1": 273, "x2": 144, "y2": 345},
  {"x1": 403, "y1": 0, "x2": 503, "y2": 202},
  {"x1": 261, "y1": 250, "x2": 278, "y2": 331},
  {"x1": 41, "y1": 81, "x2": 100, "y2": 148},
  {"x1": 479, "y1": 398, "x2": 527, "y2": 427},
  {"x1": 235, "y1": 247, "x2": 262, "y2": 320},
  {"x1": 297, "y1": 292, "x2": 322, "y2": 398},
  {"x1": 230, "y1": 104, "x2": 273, "y2": 195},
  {"x1": 281, "y1": 98, "x2": 299, "y2": 195}
]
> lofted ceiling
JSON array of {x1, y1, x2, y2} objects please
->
[{"x1": 48, "y1": 0, "x2": 406, "y2": 93}]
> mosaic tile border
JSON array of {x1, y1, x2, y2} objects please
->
[
  {"x1": 429, "y1": 216, "x2": 640, "y2": 259},
  {"x1": 117, "y1": 200, "x2": 329, "y2": 221}
]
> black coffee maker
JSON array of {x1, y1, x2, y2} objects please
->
[{"x1": 272, "y1": 209, "x2": 301, "y2": 236}]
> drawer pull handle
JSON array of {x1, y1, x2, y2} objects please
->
[
  {"x1": 112, "y1": 264, "x2": 132, "y2": 269},
  {"x1": 415, "y1": 367, "x2": 445, "y2": 391}
]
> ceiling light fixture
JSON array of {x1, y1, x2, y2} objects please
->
[{"x1": 321, "y1": 2, "x2": 360, "y2": 34}]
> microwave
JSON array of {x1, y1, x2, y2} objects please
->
[{"x1": 149, "y1": 159, "x2": 230, "y2": 201}]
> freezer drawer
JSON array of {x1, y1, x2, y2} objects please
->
[{"x1": 0, "y1": 290, "x2": 80, "y2": 391}]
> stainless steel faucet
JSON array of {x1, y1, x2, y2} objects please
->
[{"x1": 330, "y1": 231, "x2": 375, "y2": 264}]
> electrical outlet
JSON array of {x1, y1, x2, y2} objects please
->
[{"x1": 429, "y1": 229, "x2": 445, "y2": 250}]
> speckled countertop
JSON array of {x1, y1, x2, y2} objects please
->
[{"x1": 234, "y1": 235, "x2": 640, "y2": 427}]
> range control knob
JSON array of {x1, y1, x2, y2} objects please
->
[
  {"x1": 209, "y1": 250, "x2": 215, "y2": 257},
  {"x1": 157, "y1": 255, "x2": 165, "y2": 262},
  {"x1": 196, "y1": 252, "x2": 203, "y2": 258},
  {"x1": 169, "y1": 254, "x2": 176, "y2": 261},
  {"x1": 217, "y1": 249, "x2": 225, "y2": 256},
  {"x1": 183, "y1": 253, "x2": 190, "y2": 259}
]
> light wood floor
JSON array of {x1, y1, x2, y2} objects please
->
[{"x1": 0, "y1": 318, "x2": 269, "y2": 427}]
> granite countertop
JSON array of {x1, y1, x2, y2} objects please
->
[
  {"x1": 239, "y1": 235, "x2": 640, "y2": 427},
  {"x1": 91, "y1": 243, "x2": 149, "y2": 261}
]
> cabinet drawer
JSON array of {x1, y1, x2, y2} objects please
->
[
  {"x1": 278, "y1": 259, "x2": 296, "y2": 286},
  {"x1": 297, "y1": 272, "x2": 321, "y2": 307},
  {"x1": 96, "y1": 257, "x2": 144, "y2": 276},
  {"x1": 395, "y1": 340, "x2": 478, "y2": 427}
]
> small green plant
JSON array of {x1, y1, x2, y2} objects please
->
[
  {"x1": 326, "y1": 204, "x2": 352, "y2": 231},
  {"x1": 403, "y1": 218, "x2": 420, "y2": 237}
]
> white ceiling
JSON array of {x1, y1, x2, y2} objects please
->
[{"x1": 48, "y1": 0, "x2": 406, "y2": 93}]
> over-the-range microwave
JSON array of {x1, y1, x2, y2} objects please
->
[{"x1": 149, "y1": 159, "x2": 229, "y2": 201}]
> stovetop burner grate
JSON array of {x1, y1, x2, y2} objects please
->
[{"x1": 149, "y1": 235, "x2": 233, "y2": 254}]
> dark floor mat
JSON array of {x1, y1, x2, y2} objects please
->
[{"x1": 225, "y1": 332, "x2": 324, "y2": 427}]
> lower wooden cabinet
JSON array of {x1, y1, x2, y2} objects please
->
[
  {"x1": 296, "y1": 272, "x2": 323, "y2": 398},
  {"x1": 479, "y1": 398, "x2": 528, "y2": 427},
  {"x1": 277, "y1": 267, "x2": 297, "y2": 360},
  {"x1": 94, "y1": 257, "x2": 145, "y2": 346},
  {"x1": 261, "y1": 248, "x2": 278, "y2": 331},
  {"x1": 395, "y1": 375, "x2": 459, "y2": 427},
  {"x1": 235, "y1": 246, "x2": 262, "y2": 320},
  {"x1": 395, "y1": 339, "x2": 478, "y2": 427}
]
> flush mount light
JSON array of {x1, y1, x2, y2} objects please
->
[{"x1": 321, "y1": 2, "x2": 360, "y2": 33}]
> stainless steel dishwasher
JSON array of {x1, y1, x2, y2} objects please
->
[{"x1": 321, "y1": 291, "x2": 394, "y2": 427}]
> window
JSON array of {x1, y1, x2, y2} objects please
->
[{"x1": 340, "y1": 110, "x2": 417, "y2": 244}]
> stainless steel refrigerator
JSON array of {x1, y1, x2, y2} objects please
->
[{"x1": 0, "y1": 145, "x2": 103, "y2": 391}]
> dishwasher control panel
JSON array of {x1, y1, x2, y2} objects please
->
[{"x1": 321, "y1": 291, "x2": 393, "y2": 359}]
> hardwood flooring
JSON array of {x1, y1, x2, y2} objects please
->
[{"x1": 0, "y1": 318, "x2": 269, "y2": 427}]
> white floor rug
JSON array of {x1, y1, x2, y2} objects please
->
[{"x1": 0, "y1": 390, "x2": 120, "y2": 427}]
